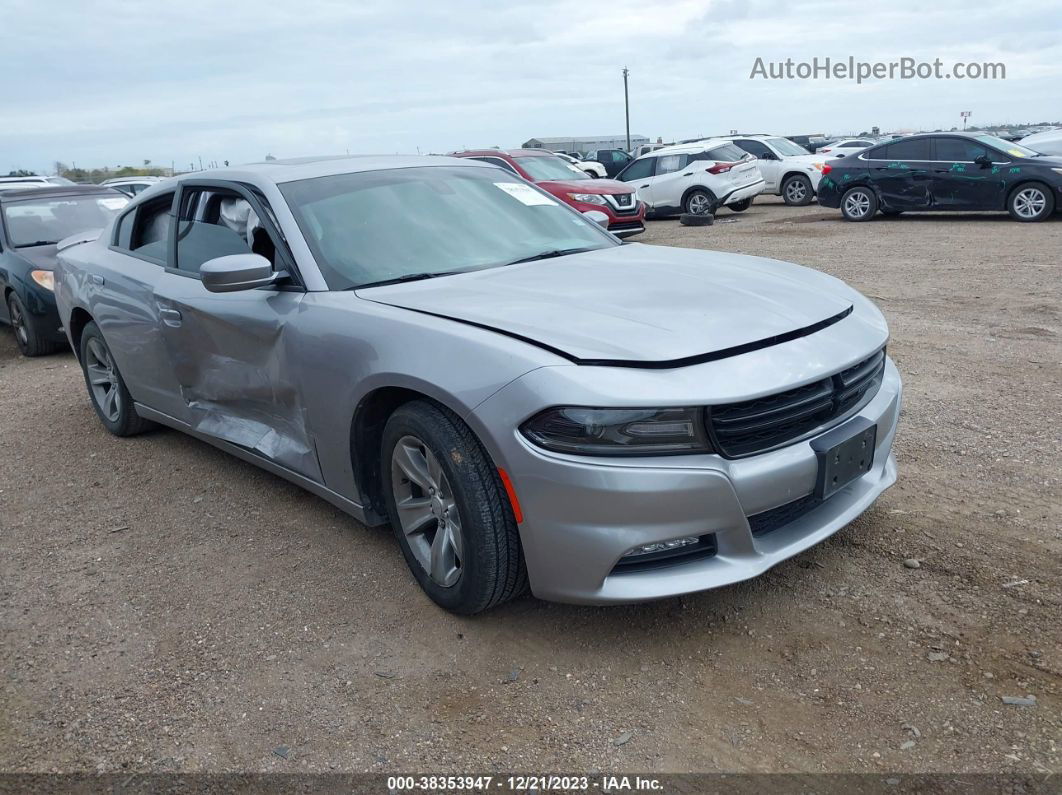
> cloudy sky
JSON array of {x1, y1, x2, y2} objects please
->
[{"x1": 3, "y1": 0, "x2": 1060, "y2": 172}]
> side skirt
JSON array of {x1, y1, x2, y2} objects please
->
[{"x1": 134, "y1": 403, "x2": 387, "y2": 527}]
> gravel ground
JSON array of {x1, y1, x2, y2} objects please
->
[{"x1": 1, "y1": 197, "x2": 1059, "y2": 775}]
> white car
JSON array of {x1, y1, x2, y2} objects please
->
[
  {"x1": 815, "y1": 138, "x2": 879, "y2": 158},
  {"x1": 630, "y1": 143, "x2": 671, "y2": 158},
  {"x1": 553, "y1": 152, "x2": 606, "y2": 179},
  {"x1": 100, "y1": 176, "x2": 165, "y2": 197},
  {"x1": 1020, "y1": 129, "x2": 1062, "y2": 156},
  {"x1": 0, "y1": 175, "x2": 75, "y2": 190},
  {"x1": 614, "y1": 139, "x2": 765, "y2": 216},
  {"x1": 718, "y1": 135, "x2": 828, "y2": 205}
]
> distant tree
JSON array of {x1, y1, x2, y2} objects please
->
[
  {"x1": 143, "y1": 159, "x2": 151, "y2": 167},
  {"x1": 6, "y1": 169, "x2": 36, "y2": 177}
]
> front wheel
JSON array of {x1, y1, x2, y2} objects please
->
[
  {"x1": 781, "y1": 174, "x2": 814, "y2": 206},
  {"x1": 1008, "y1": 183, "x2": 1054, "y2": 222},
  {"x1": 382, "y1": 400, "x2": 527, "y2": 614},
  {"x1": 840, "y1": 187, "x2": 879, "y2": 221},
  {"x1": 6, "y1": 292, "x2": 62, "y2": 357},
  {"x1": 78, "y1": 322, "x2": 154, "y2": 436}
]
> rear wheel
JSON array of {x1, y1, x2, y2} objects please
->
[
  {"x1": 684, "y1": 189, "x2": 717, "y2": 216},
  {"x1": 6, "y1": 292, "x2": 62, "y2": 357},
  {"x1": 782, "y1": 174, "x2": 814, "y2": 206},
  {"x1": 382, "y1": 400, "x2": 527, "y2": 614},
  {"x1": 78, "y1": 322, "x2": 154, "y2": 436},
  {"x1": 1008, "y1": 183, "x2": 1054, "y2": 222},
  {"x1": 728, "y1": 198, "x2": 752, "y2": 212},
  {"x1": 840, "y1": 187, "x2": 878, "y2": 221}
]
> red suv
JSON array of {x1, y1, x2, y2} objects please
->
[{"x1": 450, "y1": 149, "x2": 645, "y2": 237}]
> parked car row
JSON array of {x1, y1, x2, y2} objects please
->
[{"x1": 817, "y1": 132, "x2": 1062, "y2": 222}]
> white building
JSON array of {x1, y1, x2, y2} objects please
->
[{"x1": 521, "y1": 135, "x2": 649, "y2": 154}]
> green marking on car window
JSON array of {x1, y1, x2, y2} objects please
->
[
  {"x1": 1009, "y1": 167, "x2": 1021, "y2": 174},
  {"x1": 949, "y1": 163, "x2": 966, "y2": 173}
]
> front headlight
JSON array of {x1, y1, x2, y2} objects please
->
[
  {"x1": 30, "y1": 269, "x2": 55, "y2": 291},
  {"x1": 521, "y1": 407, "x2": 712, "y2": 456},
  {"x1": 1052, "y1": 168, "x2": 1062, "y2": 176},
  {"x1": 568, "y1": 193, "x2": 607, "y2": 205}
]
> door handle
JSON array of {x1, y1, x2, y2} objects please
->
[
  {"x1": 89, "y1": 274, "x2": 104, "y2": 285},
  {"x1": 639, "y1": 184, "x2": 649, "y2": 188},
  {"x1": 682, "y1": 172, "x2": 693, "y2": 176},
  {"x1": 159, "y1": 307, "x2": 182, "y2": 326}
]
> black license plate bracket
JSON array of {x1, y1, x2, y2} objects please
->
[{"x1": 811, "y1": 417, "x2": 878, "y2": 500}]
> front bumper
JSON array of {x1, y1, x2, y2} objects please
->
[{"x1": 472, "y1": 356, "x2": 901, "y2": 604}]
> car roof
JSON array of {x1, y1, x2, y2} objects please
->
[
  {"x1": 0, "y1": 185, "x2": 125, "y2": 202},
  {"x1": 643, "y1": 138, "x2": 743, "y2": 158},
  {"x1": 101, "y1": 176, "x2": 162, "y2": 184},
  {"x1": 154, "y1": 155, "x2": 497, "y2": 188},
  {"x1": 452, "y1": 149, "x2": 554, "y2": 159}
]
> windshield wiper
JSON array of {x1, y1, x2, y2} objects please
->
[
  {"x1": 503, "y1": 247, "x2": 597, "y2": 266},
  {"x1": 15, "y1": 240, "x2": 58, "y2": 248},
  {"x1": 352, "y1": 271, "x2": 451, "y2": 290}
]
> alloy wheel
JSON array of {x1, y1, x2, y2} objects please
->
[
  {"x1": 390, "y1": 435, "x2": 464, "y2": 587},
  {"x1": 786, "y1": 179, "x2": 808, "y2": 203},
  {"x1": 84, "y1": 337, "x2": 122, "y2": 422},
  {"x1": 844, "y1": 191, "x2": 871, "y2": 219},
  {"x1": 8, "y1": 298, "x2": 28, "y2": 348},
  {"x1": 687, "y1": 193, "x2": 712, "y2": 215},
  {"x1": 1013, "y1": 188, "x2": 1046, "y2": 220}
]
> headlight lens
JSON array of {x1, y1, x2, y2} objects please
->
[
  {"x1": 568, "y1": 193, "x2": 607, "y2": 205},
  {"x1": 1052, "y1": 168, "x2": 1062, "y2": 175},
  {"x1": 30, "y1": 269, "x2": 55, "y2": 291},
  {"x1": 521, "y1": 407, "x2": 712, "y2": 456}
]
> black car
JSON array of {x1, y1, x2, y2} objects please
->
[
  {"x1": 583, "y1": 148, "x2": 633, "y2": 178},
  {"x1": 817, "y1": 132, "x2": 1062, "y2": 222},
  {"x1": 0, "y1": 186, "x2": 128, "y2": 355}
]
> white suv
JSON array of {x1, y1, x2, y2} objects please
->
[
  {"x1": 552, "y1": 152, "x2": 607, "y2": 179},
  {"x1": 719, "y1": 135, "x2": 828, "y2": 205},
  {"x1": 614, "y1": 139, "x2": 765, "y2": 216}
]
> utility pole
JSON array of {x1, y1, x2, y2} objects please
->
[{"x1": 622, "y1": 67, "x2": 631, "y2": 151}]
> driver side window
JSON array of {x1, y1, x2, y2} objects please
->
[
  {"x1": 175, "y1": 187, "x2": 276, "y2": 276},
  {"x1": 733, "y1": 140, "x2": 772, "y2": 159}
]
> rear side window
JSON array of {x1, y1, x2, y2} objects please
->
[
  {"x1": 124, "y1": 193, "x2": 174, "y2": 261},
  {"x1": 879, "y1": 138, "x2": 932, "y2": 161},
  {"x1": 655, "y1": 154, "x2": 686, "y2": 175},
  {"x1": 702, "y1": 143, "x2": 748, "y2": 162},
  {"x1": 470, "y1": 156, "x2": 518, "y2": 175}
]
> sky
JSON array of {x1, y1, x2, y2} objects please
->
[{"x1": 3, "y1": 0, "x2": 1061, "y2": 173}]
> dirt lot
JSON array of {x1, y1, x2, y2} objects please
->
[{"x1": 1, "y1": 198, "x2": 1059, "y2": 775}]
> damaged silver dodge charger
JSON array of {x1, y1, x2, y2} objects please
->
[{"x1": 55, "y1": 155, "x2": 901, "y2": 614}]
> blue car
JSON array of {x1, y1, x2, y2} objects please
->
[{"x1": 0, "y1": 186, "x2": 128, "y2": 355}]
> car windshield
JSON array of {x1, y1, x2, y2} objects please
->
[
  {"x1": 513, "y1": 156, "x2": 590, "y2": 181},
  {"x1": 974, "y1": 135, "x2": 1039, "y2": 159},
  {"x1": 279, "y1": 165, "x2": 616, "y2": 290},
  {"x1": 2, "y1": 194, "x2": 128, "y2": 247},
  {"x1": 766, "y1": 138, "x2": 812, "y2": 156}
]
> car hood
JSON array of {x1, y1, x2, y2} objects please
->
[
  {"x1": 13, "y1": 244, "x2": 59, "y2": 269},
  {"x1": 357, "y1": 243, "x2": 857, "y2": 365},
  {"x1": 538, "y1": 179, "x2": 633, "y2": 194}
]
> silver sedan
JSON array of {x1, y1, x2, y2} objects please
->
[{"x1": 55, "y1": 155, "x2": 901, "y2": 613}]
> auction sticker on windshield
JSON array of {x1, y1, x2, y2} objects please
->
[{"x1": 494, "y1": 182, "x2": 557, "y2": 206}]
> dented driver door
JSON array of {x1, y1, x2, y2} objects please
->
[{"x1": 151, "y1": 180, "x2": 323, "y2": 482}]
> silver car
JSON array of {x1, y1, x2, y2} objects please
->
[{"x1": 55, "y1": 156, "x2": 901, "y2": 614}]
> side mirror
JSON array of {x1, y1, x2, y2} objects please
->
[
  {"x1": 974, "y1": 154, "x2": 992, "y2": 167},
  {"x1": 582, "y1": 210, "x2": 610, "y2": 228},
  {"x1": 200, "y1": 253, "x2": 279, "y2": 293}
]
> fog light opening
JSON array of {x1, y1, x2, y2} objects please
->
[{"x1": 622, "y1": 536, "x2": 700, "y2": 558}]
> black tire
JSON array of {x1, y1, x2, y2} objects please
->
[
  {"x1": 381, "y1": 400, "x2": 527, "y2": 614},
  {"x1": 728, "y1": 198, "x2": 753, "y2": 212},
  {"x1": 78, "y1": 322, "x2": 154, "y2": 436},
  {"x1": 840, "y1": 186, "x2": 879, "y2": 222},
  {"x1": 1007, "y1": 182, "x2": 1054, "y2": 222},
  {"x1": 781, "y1": 174, "x2": 814, "y2": 206},
  {"x1": 679, "y1": 213, "x2": 714, "y2": 226},
  {"x1": 6, "y1": 292, "x2": 63, "y2": 357},
  {"x1": 881, "y1": 209, "x2": 903, "y2": 217},
  {"x1": 683, "y1": 189, "x2": 717, "y2": 216}
]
